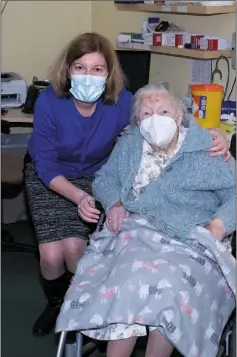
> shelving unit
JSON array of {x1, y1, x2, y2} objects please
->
[
  {"x1": 115, "y1": 3, "x2": 236, "y2": 15},
  {"x1": 115, "y1": 2, "x2": 235, "y2": 59},
  {"x1": 117, "y1": 46, "x2": 232, "y2": 59}
]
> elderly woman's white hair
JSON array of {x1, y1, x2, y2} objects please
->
[{"x1": 130, "y1": 82, "x2": 187, "y2": 127}]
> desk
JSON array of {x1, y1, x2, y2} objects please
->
[{"x1": 1, "y1": 108, "x2": 33, "y2": 125}]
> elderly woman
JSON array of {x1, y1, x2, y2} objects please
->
[{"x1": 56, "y1": 84, "x2": 236, "y2": 357}]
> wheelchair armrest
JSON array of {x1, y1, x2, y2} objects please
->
[
  {"x1": 230, "y1": 134, "x2": 236, "y2": 159},
  {"x1": 231, "y1": 231, "x2": 236, "y2": 258},
  {"x1": 95, "y1": 201, "x2": 103, "y2": 212},
  {"x1": 94, "y1": 201, "x2": 106, "y2": 233}
]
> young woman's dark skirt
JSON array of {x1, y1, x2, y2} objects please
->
[{"x1": 24, "y1": 159, "x2": 96, "y2": 244}]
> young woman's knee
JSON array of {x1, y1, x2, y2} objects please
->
[
  {"x1": 63, "y1": 237, "x2": 87, "y2": 273},
  {"x1": 63, "y1": 237, "x2": 87, "y2": 258},
  {"x1": 39, "y1": 241, "x2": 65, "y2": 279}
]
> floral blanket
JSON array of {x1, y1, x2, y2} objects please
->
[{"x1": 56, "y1": 215, "x2": 236, "y2": 357}]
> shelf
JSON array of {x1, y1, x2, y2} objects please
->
[
  {"x1": 115, "y1": 3, "x2": 236, "y2": 15},
  {"x1": 117, "y1": 46, "x2": 232, "y2": 59},
  {"x1": 151, "y1": 46, "x2": 232, "y2": 58}
]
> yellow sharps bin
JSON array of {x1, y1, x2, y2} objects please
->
[{"x1": 190, "y1": 84, "x2": 224, "y2": 129}]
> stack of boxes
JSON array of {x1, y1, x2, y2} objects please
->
[
  {"x1": 117, "y1": 16, "x2": 232, "y2": 51},
  {"x1": 145, "y1": 32, "x2": 231, "y2": 50},
  {"x1": 117, "y1": 31, "x2": 232, "y2": 51}
]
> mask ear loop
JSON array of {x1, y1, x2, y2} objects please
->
[{"x1": 174, "y1": 108, "x2": 183, "y2": 126}]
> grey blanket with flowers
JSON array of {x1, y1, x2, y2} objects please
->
[{"x1": 56, "y1": 215, "x2": 236, "y2": 357}]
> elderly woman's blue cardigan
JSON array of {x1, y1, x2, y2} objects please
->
[{"x1": 92, "y1": 117, "x2": 235, "y2": 240}]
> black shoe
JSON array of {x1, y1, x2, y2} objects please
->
[
  {"x1": 32, "y1": 272, "x2": 73, "y2": 336},
  {"x1": 32, "y1": 301, "x2": 62, "y2": 336}
]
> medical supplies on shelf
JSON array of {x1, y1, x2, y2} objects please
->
[
  {"x1": 117, "y1": 32, "x2": 152, "y2": 50},
  {"x1": 114, "y1": 1, "x2": 235, "y2": 6},
  {"x1": 117, "y1": 30, "x2": 232, "y2": 51},
  {"x1": 117, "y1": 14, "x2": 232, "y2": 52}
]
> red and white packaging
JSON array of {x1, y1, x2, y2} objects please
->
[
  {"x1": 200, "y1": 37, "x2": 232, "y2": 51},
  {"x1": 191, "y1": 35, "x2": 205, "y2": 49},
  {"x1": 153, "y1": 33, "x2": 162, "y2": 46},
  {"x1": 153, "y1": 32, "x2": 192, "y2": 48},
  {"x1": 175, "y1": 33, "x2": 183, "y2": 46},
  {"x1": 153, "y1": 32, "x2": 176, "y2": 46},
  {"x1": 174, "y1": 32, "x2": 192, "y2": 47}
]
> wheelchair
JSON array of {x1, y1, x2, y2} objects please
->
[{"x1": 56, "y1": 213, "x2": 236, "y2": 357}]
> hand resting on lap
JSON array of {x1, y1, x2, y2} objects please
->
[
  {"x1": 106, "y1": 202, "x2": 130, "y2": 234},
  {"x1": 77, "y1": 193, "x2": 100, "y2": 223}
]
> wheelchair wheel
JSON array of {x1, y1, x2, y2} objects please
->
[{"x1": 229, "y1": 316, "x2": 236, "y2": 357}]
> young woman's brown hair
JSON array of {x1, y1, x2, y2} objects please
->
[{"x1": 48, "y1": 32, "x2": 126, "y2": 102}]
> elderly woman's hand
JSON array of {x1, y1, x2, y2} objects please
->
[
  {"x1": 205, "y1": 217, "x2": 226, "y2": 241},
  {"x1": 106, "y1": 202, "x2": 130, "y2": 234},
  {"x1": 77, "y1": 193, "x2": 100, "y2": 223},
  {"x1": 206, "y1": 128, "x2": 230, "y2": 161}
]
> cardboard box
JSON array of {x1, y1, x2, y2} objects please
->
[
  {"x1": 200, "y1": 37, "x2": 232, "y2": 51},
  {"x1": 132, "y1": 42, "x2": 143, "y2": 50},
  {"x1": 191, "y1": 35, "x2": 205, "y2": 49},
  {"x1": 163, "y1": 32, "x2": 176, "y2": 46},
  {"x1": 153, "y1": 33, "x2": 162, "y2": 46},
  {"x1": 153, "y1": 32, "x2": 176, "y2": 47},
  {"x1": 144, "y1": 33, "x2": 153, "y2": 45},
  {"x1": 174, "y1": 32, "x2": 191, "y2": 47},
  {"x1": 153, "y1": 32, "x2": 192, "y2": 48}
]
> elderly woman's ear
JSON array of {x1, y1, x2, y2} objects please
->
[{"x1": 176, "y1": 108, "x2": 183, "y2": 126}]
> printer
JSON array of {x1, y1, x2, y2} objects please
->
[{"x1": 1, "y1": 72, "x2": 27, "y2": 108}]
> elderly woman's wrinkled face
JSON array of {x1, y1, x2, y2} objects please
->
[
  {"x1": 138, "y1": 91, "x2": 183, "y2": 148},
  {"x1": 138, "y1": 92, "x2": 181, "y2": 124}
]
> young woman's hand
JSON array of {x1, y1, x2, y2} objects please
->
[
  {"x1": 77, "y1": 193, "x2": 100, "y2": 223},
  {"x1": 206, "y1": 128, "x2": 230, "y2": 161},
  {"x1": 205, "y1": 217, "x2": 226, "y2": 241},
  {"x1": 106, "y1": 202, "x2": 130, "y2": 234}
]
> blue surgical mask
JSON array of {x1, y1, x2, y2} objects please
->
[{"x1": 70, "y1": 74, "x2": 107, "y2": 103}]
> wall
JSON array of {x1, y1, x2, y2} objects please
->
[
  {"x1": 2, "y1": 0, "x2": 92, "y2": 223},
  {"x1": 2, "y1": 1, "x2": 92, "y2": 84},
  {"x1": 2, "y1": 1, "x2": 235, "y2": 96},
  {"x1": 91, "y1": 1, "x2": 236, "y2": 99}
]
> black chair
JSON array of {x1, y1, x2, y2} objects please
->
[{"x1": 1, "y1": 121, "x2": 37, "y2": 254}]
